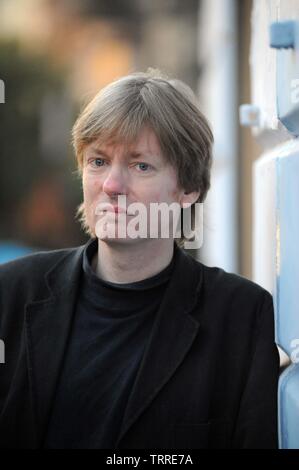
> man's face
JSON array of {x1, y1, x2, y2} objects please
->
[{"x1": 82, "y1": 125, "x2": 187, "y2": 245}]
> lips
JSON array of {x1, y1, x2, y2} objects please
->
[
  {"x1": 110, "y1": 206, "x2": 125, "y2": 213},
  {"x1": 105, "y1": 206, "x2": 128, "y2": 214},
  {"x1": 95, "y1": 202, "x2": 132, "y2": 215}
]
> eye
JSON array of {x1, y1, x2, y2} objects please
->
[
  {"x1": 90, "y1": 158, "x2": 105, "y2": 167},
  {"x1": 135, "y1": 162, "x2": 151, "y2": 172}
]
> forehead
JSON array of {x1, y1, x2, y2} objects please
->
[{"x1": 86, "y1": 126, "x2": 165, "y2": 158}]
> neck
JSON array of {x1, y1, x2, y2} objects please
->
[{"x1": 93, "y1": 239, "x2": 175, "y2": 284}]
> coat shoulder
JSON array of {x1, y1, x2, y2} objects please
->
[
  {"x1": 204, "y1": 263, "x2": 271, "y2": 298},
  {"x1": 0, "y1": 244, "x2": 84, "y2": 304},
  {"x1": 0, "y1": 245, "x2": 79, "y2": 279},
  {"x1": 184, "y1": 257, "x2": 275, "y2": 347},
  {"x1": 184, "y1": 251, "x2": 273, "y2": 308}
]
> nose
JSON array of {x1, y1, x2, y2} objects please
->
[{"x1": 102, "y1": 164, "x2": 128, "y2": 197}]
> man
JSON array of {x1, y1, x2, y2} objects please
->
[{"x1": 0, "y1": 69, "x2": 279, "y2": 449}]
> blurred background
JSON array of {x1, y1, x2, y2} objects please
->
[{"x1": 0, "y1": 0, "x2": 259, "y2": 278}]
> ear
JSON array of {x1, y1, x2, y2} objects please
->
[{"x1": 180, "y1": 190, "x2": 200, "y2": 208}]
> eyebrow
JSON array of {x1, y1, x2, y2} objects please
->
[{"x1": 88, "y1": 148, "x2": 155, "y2": 160}]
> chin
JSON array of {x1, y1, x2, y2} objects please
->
[{"x1": 97, "y1": 234, "x2": 148, "y2": 246}]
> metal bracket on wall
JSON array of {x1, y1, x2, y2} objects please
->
[{"x1": 270, "y1": 20, "x2": 299, "y2": 137}]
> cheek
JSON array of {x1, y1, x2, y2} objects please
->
[
  {"x1": 140, "y1": 190, "x2": 166, "y2": 206},
  {"x1": 83, "y1": 175, "x2": 101, "y2": 200},
  {"x1": 82, "y1": 176, "x2": 101, "y2": 225},
  {"x1": 155, "y1": 172, "x2": 182, "y2": 203},
  {"x1": 168, "y1": 187, "x2": 182, "y2": 202},
  {"x1": 141, "y1": 189, "x2": 180, "y2": 207},
  {"x1": 153, "y1": 185, "x2": 181, "y2": 203}
]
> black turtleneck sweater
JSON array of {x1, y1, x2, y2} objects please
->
[{"x1": 42, "y1": 239, "x2": 176, "y2": 449}]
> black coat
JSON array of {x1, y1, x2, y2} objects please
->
[{"x1": 0, "y1": 240, "x2": 279, "y2": 449}]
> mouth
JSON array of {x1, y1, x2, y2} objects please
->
[
  {"x1": 111, "y1": 206, "x2": 126, "y2": 214},
  {"x1": 96, "y1": 208, "x2": 133, "y2": 216},
  {"x1": 95, "y1": 202, "x2": 135, "y2": 216}
]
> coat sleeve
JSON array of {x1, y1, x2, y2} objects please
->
[{"x1": 231, "y1": 290, "x2": 280, "y2": 449}]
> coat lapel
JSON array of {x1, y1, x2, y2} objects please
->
[
  {"x1": 115, "y1": 247, "x2": 203, "y2": 447},
  {"x1": 25, "y1": 244, "x2": 85, "y2": 447}
]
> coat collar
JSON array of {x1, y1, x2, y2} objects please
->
[{"x1": 25, "y1": 239, "x2": 203, "y2": 448}]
